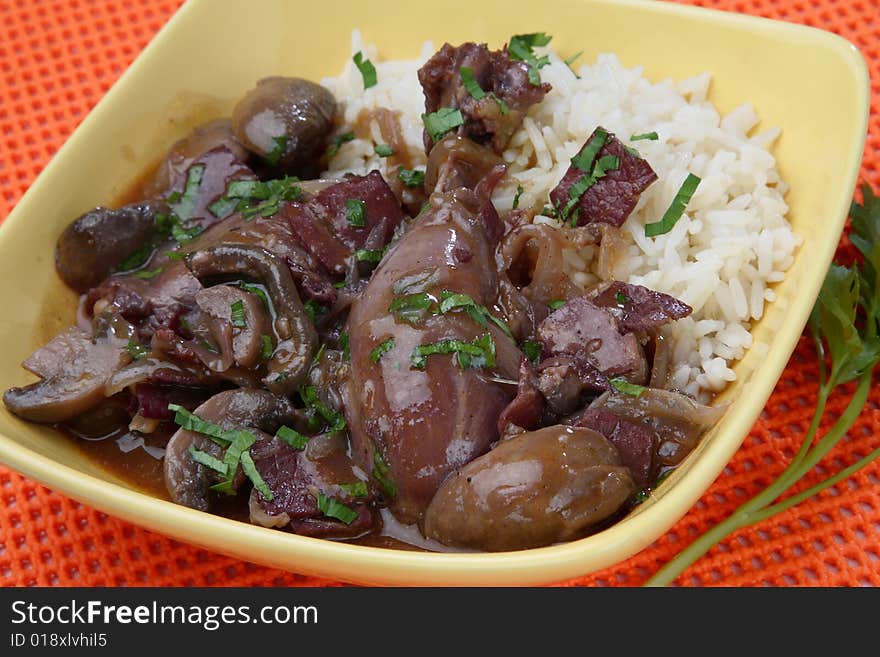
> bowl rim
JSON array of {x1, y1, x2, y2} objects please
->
[{"x1": 0, "y1": 0, "x2": 870, "y2": 586}]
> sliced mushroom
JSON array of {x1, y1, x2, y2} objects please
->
[
  {"x1": 195, "y1": 284, "x2": 272, "y2": 371},
  {"x1": 3, "y1": 327, "x2": 131, "y2": 423},
  {"x1": 185, "y1": 243, "x2": 318, "y2": 395},
  {"x1": 163, "y1": 389, "x2": 301, "y2": 511}
]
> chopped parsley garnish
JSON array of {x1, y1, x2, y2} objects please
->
[
  {"x1": 276, "y1": 425, "x2": 309, "y2": 450},
  {"x1": 355, "y1": 248, "x2": 384, "y2": 263},
  {"x1": 327, "y1": 131, "x2": 355, "y2": 158},
  {"x1": 374, "y1": 143, "x2": 394, "y2": 157},
  {"x1": 610, "y1": 378, "x2": 646, "y2": 397},
  {"x1": 422, "y1": 107, "x2": 464, "y2": 143},
  {"x1": 372, "y1": 447, "x2": 396, "y2": 498},
  {"x1": 304, "y1": 300, "x2": 328, "y2": 323},
  {"x1": 238, "y1": 282, "x2": 271, "y2": 309},
  {"x1": 369, "y1": 338, "x2": 395, "y2": 363},
  {"x1": 392, "y1": 269, "x2": 437, "y2": 295},
  {"x1": 168, "y1": 404, "x2": 231, "y2": 445},
  {"x1": 169, "y1": 164, "x2": 205, "y2": 222},
  {"x1": 644, "y1": 173, "x2": 701, "y2": 237},
  {"x1": 615, "y1": 291, "x2": 631, "y2": 304},
  {"x1": 564, "y1": 51, "x2": 583, "y2": 77},
  {"x1": 117, "y1": 244, "x2": 154, "y2": 272},
  {"x1": 353, "y1": 51, "x2": 377, "y2": 89},
  {"x1": 126, "y1": 340, "x2": 148, "y2": 360},
  {"x1": 520, "y1": 340, "x2": 542, "y2": 363},
  {"x1": 459, "y1": 66, "x2": 485, "y2": 99},
  {"x1": 571, "y1": 128, "x2": 610, "y2": 172},
  {"x1": 397, "y1": 167, "x2": 426, "y2": 188},
  {"x1": 389, "y1": 292, "x2": 435, "y2": 324},
  {"x1": 338, "y1": 481, "x2": 369, "y2": 498},
  {"x1": 187, "y1": 447, "x2": 228, "y2": 475},
  {"x1": 548, "y1": 300, "x2": 566, "y2": 310},
  {"x1": 301, "y1": 385, "x2": 346, "y2": 432},
  {"x1": 438, "y1": 290, "x2": 512, "y2": 338},
  {"x1": 512, "y1": 184, "x2": 524, "y2": 210},
  {"x1": 229, "y1": 300, "x2": 247, "y2": 328},
  {"x1": 339, "y1": 332, "x2": 350, "y2": 362},
  {"x1": 132, "y1": 267, "x2": 163, "y2": 280},
  {"x1": 508, "y1": 32, "x2": 552, "y2": 85},
  {"x1": 345, "y1": 198, "x2": 366, "y2": 227},
  {"x1": 563, "y1": 136, "x2": 620, "y2": 226},
  {"x1": 264, "y1": 135, "x2": 288, "y2": 167},
  {"x1": 631, "y1": 131, "x2": 659, "y2": 141},
  {"x1": 316, "y1": 492, "x2": 358, "y2": 524},
  {"x1": 411, "y1": 333, "x2": 496, "y2": 370},
  {"x1": 260, "y1": 334, "x2": 274, "y2": 360},
  {"x1": 240, "y1": 450, "x2": 273, "y2": 501},
  {"x1": 489, "y1": 92, "x2": 509, "y2": 115}
]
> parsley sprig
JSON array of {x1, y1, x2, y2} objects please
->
[{"x1": 645, "y1": 185, "x2": 880, "y2": 586}]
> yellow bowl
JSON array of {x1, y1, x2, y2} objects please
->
[{"x1": 0, "y1": 0, "x2": 869, "y2": 585}]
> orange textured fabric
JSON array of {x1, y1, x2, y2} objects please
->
[{"x1": 1, "y1": 0, "x2": 879, "y2": 588}]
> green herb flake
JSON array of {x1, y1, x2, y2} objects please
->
[
  {"x1": 301, "y1": 386, "x2": 346, "y2": 432},
  {"x1": 372, "y1": 447, "x2": 397, "y2": 499},
  {"x1": 339, "y1": 332, "x2": 350, "y2": 362},
  {"x1": 521, "y1": 340, "x2": 542, "y2": 364},
  {"x1": 327, "y1": 131, "x2": 355, "y2": 158},
  {"x1": 338, "y1": 481, "x2": 369, "y2": 498},
  {"x1": 353, "y1": 51, "x2": 378, "y2": 89},
  {"x1": 644, "y1": 173, "x2": 701, "y2": 237},
  {"x1": 264, "y1": 135, "x2": 288, "y2": 167},
  {"x1": 316, "y1": 492, "x2": 358, "y2": 524},
  {"x1": 459, "y1": 66, "x2": 486, "y2": 100},
  {"x1": 564, "y1": 51, "x2": 583, "y2": 77},
  {"x1": 168, "y1": 404, "x2": 232, "y2": 446},
  {"x1": 548, "y1": 300, "x2": 566, "y2": 311},
  {"x1": 132, "y1": 267, "x2": 163, "y2": 280},
  {"x1": 422, "y1": 107, "x2": 464, "y2": 143},
  {"x1": 398, "y1": 167, "x2": 426, "y2": 188},
  {"x1": 304, "y1": 300, "x2": 328, "y2": 323},
  {"x1": 615, "y1": 292, "x2": 631, "y2": 304},
  {"x1": 571, "y1": 128, "x2": 609, "y2": 173},
  {"x1": 345, "y1": 198, "x2": 366, "y2": 227},
  {"x1": 631, "y1": 131, "x2": 659, "y2": 142},
  {"x1": 610, "y1": 378, "x2": 646, "y2": 397},
  {"x1": 260, "y1": 335, "x2": 274, "y2": 361},
  {"x1": 369, "y1": 338, "x2": 395, "y2": 364},
  {"x1": 438, "y1": 290, "x2": 512, "y2": 338},
  {"x1": 276, "y1": 425, "x2": 309, "y2": 450},
  {"x1": 374, "y1": 143, "x2": 394, "y2": 157},
  {"x1": 508, "y1": 33, "x2": 552, "y2": 86},
  {"x1": 239, "y1": 282, "x2": 271, "y2": 309},
  {"x1": 187, "y1": 447, "x2": 228, "y2": 475},
  {"x1": 512, "y1": 184, "x2": 524, "y2": 210},
  {"x1": 411, "y1": 333, "x2": 496, "y2": 370},
  {"x1": 169, "y1": 164, "x2": 205, "y2": 223},
  {"x1": 230, "y1": 300, "x2": 247, "y2": 329},
  {"x1": 355, "y1": 248, "x2": 384, "y2": 263},
  {"x1": 389, "y1": 292, "x2": 435, "y2": 324},
  {"x1": 240, "y1": 450, "x2": 273, "y2": 501},
  {"x1": 117, "y1": 244, "x2": 154, "y2": 272},
  {"x1": 207, "y1": 195, "x2": 240, "y2": 219},
  {"x1": 489, "y1": 92, "x2": 509, "y2": 115},
  {"x1": 126, "y1": 340, "x2": 148, "y2": 360}
]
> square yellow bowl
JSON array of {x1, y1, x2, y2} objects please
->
[{"x1": 0, "y1": 0, "x2": 869, "y2": 586}]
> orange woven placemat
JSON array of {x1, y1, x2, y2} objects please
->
[{"x1": 1, "y1": 0, "x2": 878, "y2": 588}]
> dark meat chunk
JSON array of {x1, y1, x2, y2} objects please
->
[
  {"x1": 571, "y1": 407, "x2": 656, "y2": 489},
  {"x1": 418, "y1": 42, "x2": 550, "y2": 154},
  {"x1": 423, "y1": 425, "x2": 635, "y2": 551},
  {"x1": 586, "y1": 389, "x2": 726, "y2": 469},
  {"x1": 535, "y1": 354, "x2": 609, "y2": 416},
  {"x1": 497, "y1": 358, "x2": 544, "y2": 433},
  {"x1": 55, "y1": 202, "x2": 167, "y2": 293},
  {"x1": 248, "y1": 433, "x2": 376, "y2": 539},
  {"x1": 132, "y1": 383, "x2": 211, "y2": 421},
  {"x1": 536, "y1": 296, "x2": 646, "y2": 381},
  {"x1": 590, "y1": 281, "x2": 692, "y2": 333},
  {"x1": 549, "y1": 127, "x2": 657, "y2": 227}
]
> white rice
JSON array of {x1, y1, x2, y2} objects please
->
[{"x1": 320, "y1": 31, "x2": 799, "y2": 401}]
